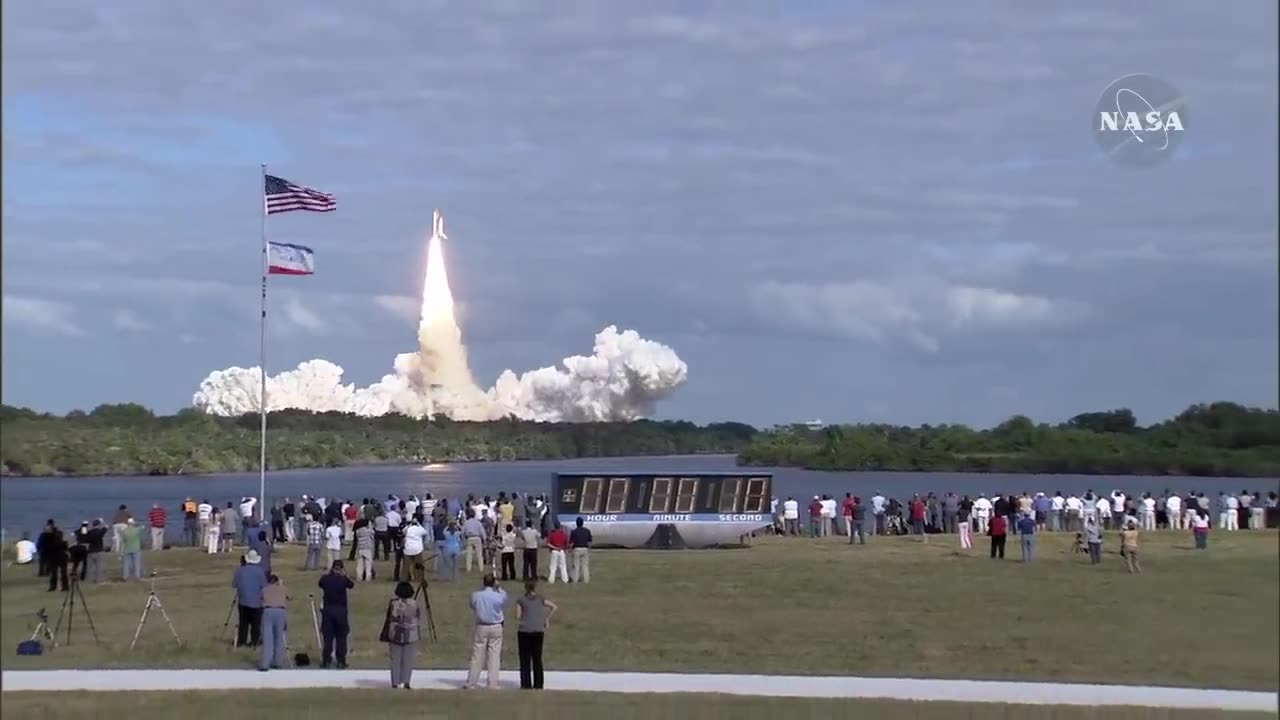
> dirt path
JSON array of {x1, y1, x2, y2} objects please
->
[{"x1": 1, "y1": 669, "x2": 1275, "y2": 711}]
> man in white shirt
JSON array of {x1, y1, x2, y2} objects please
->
[
  {"x1": 1141, "y1": 494, "x2": 1157, "y2": 530},
  {"x1": 14, "y1": 533, "x2": 36, "y2": 565},
  {"x1": 972, "y1": 495, "x2": 992, "y2": 534},
  {"x1": 239, "y1": 497, "x2": 256, "y2": 520},
  {"x1": 324, "y1": 520, "x2": 343, "y2": 568},
  {"x1": 820, "y1": 496, "x2": 836, "y2": 537},
  {"x1": 1111, "y1": 491, "x2": 1126, "y2": 530},
  {"x1": 422, "y1": 494, "x2": 437, "y2": 515},
  {"x1": 1064, "y1": 495, "x2": 1082, "y2": 532},
  {"x1": 1166, "y1": 493, "x2": 1183, "y2": 530},
  {"x1": 1050, "y1": 493, "x2": 1066, "y2": 532},
  {"x1": 870, "y1": 493, "x2": 886, "y2": 535},
  {"x1": 197, "y1": 500, "x2": 213, "y2": 547},
  {"x1": 402, "y1": 519, "x2": 428, "y2": 582},
  {"x1": 1095, "y1": 497, "x2": 1112, "y2": 528},
  {"x1": 782, "y1": 497, "x2": 799, "y2": 536},
  {"x1": 1225, "y1": 494, "x2": 1240, "y2": 531},
  {"x1": 405, "y1": 496, "x2": 419, "y2": 519}
]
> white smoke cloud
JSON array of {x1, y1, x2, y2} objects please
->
[{"x1": 191, "y1": 326, "x2": 689, "y2": 422}]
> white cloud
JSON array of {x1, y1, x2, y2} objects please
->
[
  {"x1": 283, "y1": 295, "x2": 326, "y2": 334},
  {"x1": 374, "y1": 294, "x2": 419, "y2": 323},
  {"x1": 111, "y1": 308, "x2": 149, "y2": 331},
  {"x1": 2, "y1": 295, "x2": 84, "y2": 336},
  {"x1": 944, "y1": 286, "x2": 1058, "y2": 329}
]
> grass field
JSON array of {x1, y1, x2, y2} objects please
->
[
  {"x1": 2, "y1": 531, "x2": 1276, "y2": 690},
  {"x1": 2, "y1": 690, "x2": 1275, "y2": 720}
]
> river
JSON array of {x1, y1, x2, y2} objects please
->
[{"x1": 2, "y1": 454, "x2": 1277, "y2": 539}]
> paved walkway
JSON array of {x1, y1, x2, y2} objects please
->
[{"x1": 1, "y1": 670, "x2": 1275, "y2": 711}]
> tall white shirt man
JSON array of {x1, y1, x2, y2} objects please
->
[
  {"x1": 324, "y1": 522, "x2": 343, "y2": 567},
  {"x1": 405, "y1": 498, "x2": 419, "y2": 519},
  {"x1": 402, "y1": 520, "x2": 429, "y2": 580},
  {"x1": 1111, "y1": 491, "x2": 1126, "y2": 515},
  {"x1": 1166, "y1": 494, "x2": 1183, "y2": 529},
  {"x1": 1225, "y1": 494, "x2": 1240, "y2": 531},
  {"x1": 1096, "y1": 498, "x2": 1112, "y2": 527},
  {"x1": 972, "y1": 495, "x2": 993, "y2": 533},
  {"x1": 197, "y1": 501, "x2": 213, "y2": 545},
  {"x1": 782, "y1": 498, "x2": 799, "y2": 535},
  {"x1": 820, "y1": 497, "x2": 836, "y2": 537},
  {"x1": 1141, "y1": 496, "x2": 1157, "y2": 530},
  {"x1": 422, "y1": 496, "x2": 437, "y2": 515},
  {"x1": 1050, "y1": 493, "x2": 1066, "y2": 531},
  {"x1": 240, "y1": 497, "x2": 256, "y2": 520}
]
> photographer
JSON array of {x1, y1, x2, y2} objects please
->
[
  {"x1": 233, "y1": 550, "x2": 267, "y2": 647},
  {"x1": 402, "y1": 518, "x2": 428, "y2": 583},
  {"x1": 259, "y1": 574, "x2": 289, "y2": 671},
  {"x1": 318, "y1": 560, "x2": 354, "y2": 669}
]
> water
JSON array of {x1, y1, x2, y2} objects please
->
[{"x1": 1, "y1": 454, "x2": 1276, "y2": 539}]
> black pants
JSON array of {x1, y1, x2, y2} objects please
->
[
  {"x1": 501, "y1": 553, "x2": 516, "y2": 581},
  {"x1": 236, "y1": 605, "x2": 262, "y2": 647},
  {"x1": 47, "y1": 559, "x2": 68, "y2": 591},
  {"x1": 518, "y1": 631, "x2": 545, "y2": 689},
  {"x1": 37, "y1": 552, "x2": 49, "y2": 577},
  {"x1": 271, "y1": 521, "x2": 285, "y2": 543},
  {"x1": 70, "y1": 548, "x2": 88, "y2": 580},
  {"x1": 522, "y1": 549, "x2": 538, "y2": 580},
  {"x1": 990, "y1": 535, "x2": 1006, "y2": 559},
  {"x1": 374, "y1": 532, "x2": 388, "y2": 560},
  {"x1": 321, "y1": 607, "x2": 349, "y2": 666}
]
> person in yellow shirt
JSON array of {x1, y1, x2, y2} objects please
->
[
  {"x1": 498, "y1": 498, "x2": 515, "y2": 530},
  {"x1": 1120, "y1": 520, "x2": 1141, "y2": 574}
]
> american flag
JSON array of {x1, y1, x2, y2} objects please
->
[{"x1": 264, "y1": 174, "x2": 336, "y2": 215}]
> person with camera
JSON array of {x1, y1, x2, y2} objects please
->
[
  {"x1": 465, "y1": 572, "x2": 509, "y2": 689},
  {"x1": 379, "y1": 581, "x2": 422, "y2": 689},
  {"x1": 259, "y1": 574, "x2": 290, "y2": 671},
  {"x1": 402, "y1": 518, "x2": 429, "y2": 583},
  {"x1": 318, "y1": 560, "x2": 354, "y2": 669},
  {"x1": 519, "y1": 521, "x2": 540, "y2": 581},
  {"x1": 232, "y1": 550, "x2": 267, "y2": 647},
  {"x1": 515, "y1": 578, "x2": 558, "y2": 690}
]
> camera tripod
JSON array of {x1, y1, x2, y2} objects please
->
[
  {"x1": 30, "y1": 608, "x2": 56, "y2": 649},
  {"x1": 52, "y1": 575, "x2": 100, "y2": 646},
  {"x1": 412, "y1": 579, "x2": 438, "y2": 642},
  {"x1": 130, "y1": 571, "x2": 182, "y2": 650}
]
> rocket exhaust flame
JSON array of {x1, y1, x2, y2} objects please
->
[{"x1": 193, "y1": 211, "x2": 689, "y2": 422}]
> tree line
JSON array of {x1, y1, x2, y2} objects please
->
[
  {"x1": 739, "y1": 403, "x2": 1280, "y2": 477},
  {"x1": 1, "y1": 401, "x2": 1276, "y2": 478}
]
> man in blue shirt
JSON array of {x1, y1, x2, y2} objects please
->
[
  {"x1": 317, "y1": 560, "x2": 355, "y2": 668},
  {"x1": 1016, "y1": 513, "x2": 1037, "y2": 563},
  {"x1": 232, "y1": 551, "x2": 267, "y2": 647},
  {"x1": 465, "y1": 572, "x2": 508, "y2": 689}
]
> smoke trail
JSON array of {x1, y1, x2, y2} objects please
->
[{"x1": 192, "y1": 212, "x2": 689, "y2": 421}]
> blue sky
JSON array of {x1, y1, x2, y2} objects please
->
[{"x1": 2, "y1": 1, "x2": 1277, "y2": 428}]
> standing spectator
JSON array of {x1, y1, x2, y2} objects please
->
[
  {"x1": 355, "y1": 521, "x2": 375, "y2": 582},
  {"x1": 343, "y1": 501, "x2": 358, "y2": 539},
  {"x1": 84, "y1": 519, "x2": 106, "y2": 583},
  {"x1": 36, "y1": 520, "x2": 56, "y2": 577},
  {"x1": 465, "y1": 572, "x2": 509, "y2": 690},
  {"x1": 1033, "y1": 493, "x2": 1049, "y2": 531},
  {"x1": 111, "y1": 505, "x2": 132, "y2": 554},
  {"x1": 909, "y1": 495, "x2": 926, "y2": 538},
  {"x1": 120, "y1": 519, "x2": 144, "y2": 580},
  {"x1": 870, "y1": 492, "x2": 886, "y2": 534},
  {"x1": 373, "y1": 511, "x2": 390, "y2": 562},
  {"x1": 1166, "y1": 492, "x2": 1183, "y2": 530},
  {"x1": 545, "y1": 523, "x2": 569, "y2": 584},
  {"x1": 1049, "y1": 491, "x2": 1065, "y2": 532},
  {"x1": 197, "y1": 499, "x2": 214, "y2": 546},
  {"x1": 325, "y1": 519, "x2": 343, "y2": 568},
  {"x1": 988, "y1": 514, "x2": 1007, "y2": 560},
  {"x1": 850, "y1": 498, "x2": 868, "y2": 545},
  {"x1": 71, "y1": 523, "x2": 91, "y2": 580},
  {"x1": 439, "y1": 521, "x2": 462, "y2": 582},
  {"x1": 957, "y1": 499, "x2": 972, "y2": 550},
  {"x1": 972, "y1": 495, "x2": 992, "y2": 534},
  {"x1": 1192, "y1": 509, "x2": 1211, "y2": 550},
  {"x1": 1224, "y1": 493, "x2": 1240, "y2": 531},
  {"x1": 270, "y1": 503, "x2": 286, "y2": 544},
  {"x1": 1250, "y1": 492, "x2": 1266, "y2": 530},
  {"x1": 317, "y1": 560, "x2": 354, "y2": 669},
  {"x1": 500, "y1": 524, "x2": 518, "y2": 581},
  {"x1": 45, "y1": 525, "x2": 69, "y2": 592},
  {"x1": 840, "y1": 494, "x2": 855, "y2": 537},
  {"x1": 782, "y1": 497, "x2": 799, "y2": 536},
  {"x1": 807, "y1": 496, "x2": 823, "y2": 538},
  {"x1": 402, "y1": 518, "x2": 429, "y2": 583},
  {"x1": 1084, "y1": 515, "x2": 1103, "y2": 565},
  {"x1": 1120, "y1": 520, "x2": 1142, "y2": 574},
  {"x1": 250, "y1": 529, "x2": 274, "y2": 578},
  {"x1": 259, "y1": 574, "x2": 289, "y2": 671},
  {"x1": 221, "y1": 503, "x2": 239, "y2": 553},
  {"x1": 380, "y1": 582, "x2": 421, "y2": 689},
  {"x1": 942, "y1": 492, "x2": 959, "y2": 534},
  {"x1": 304, "y1": 515, "x2": 324, "y2": 570},
  {"x1": 820, "y1": 494, "x2": 836, "y2": 537},
  {"x1": 147, "y1": 503, "x2": 166, "y2": 550},
  {"x1": 1016, "y1": 513, "x2": 1036, "y2": 563},
  {"x1": 516, "y1": 578, "x2": 558, "y2": 690},
  {"x1": 207, "y1": 509, "x2": 222, "y2": 555},
  {"x1": 569, "y1": 517, "x2": 592, "y2": 584},
  {"x1": 232, "y1": 550, "x2": 267, "y2": 647},
  {"x1": 182, "y1": 500, "x2": 199, "y2": 547},
  {"x1": 282, "y1": 498, "x2": 297, "y2": 542},
  {"x1": 520, "y1": 521, "x2": 540, "y2": 581},
  {"x1": 462, "y1": 512, "x2": 486, "y2": 573},
  {"x1": 1141, "y1": 493, "x2": 1157, "y2": 531}
]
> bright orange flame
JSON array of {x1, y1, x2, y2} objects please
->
[{"x1": 420, "y1": 210, "x2": 456, "y2": 332}]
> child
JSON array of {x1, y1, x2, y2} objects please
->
[{"x1": 1072, "y1": 532, "x2": 1085, "y2": 554}]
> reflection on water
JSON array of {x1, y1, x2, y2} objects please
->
[{"x1": 1, "y1": 454, "x2": 1275, "y2": 537}]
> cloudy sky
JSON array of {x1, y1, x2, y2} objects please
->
[{"x1": 2, "y1": 1, "x2": 1276, "y2": 428}]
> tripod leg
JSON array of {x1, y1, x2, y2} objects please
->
[
  {"x1": 75, "y1": 582, "x2": 101, "y2": 645},
  {"x1": 222, "y1": 598, "x2": 237, "y2": 642},
  {"x1": 130, "y1": 597, "x2": 153, "y2": 650},
  {"x1": 153, "y1": 598, "x2": 183, "y2": 646}
]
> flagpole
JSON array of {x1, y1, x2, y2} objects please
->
[{"x1": 259, "y1": 163, "x2": 268, "y2": 523}]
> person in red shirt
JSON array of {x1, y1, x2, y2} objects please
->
[
  {"x1": 989, "y1": 515, "x2": 1008, "y2": 559},
  {"x1": 840, "y1": 494, "x2": 855, "y2": 537},
  {"x1": 545, "y1": 524, "x2": 569, "y2": 584},
  {"x1": 909, "y1": 495, "x2": 927, "y2": 539},
  {"x1": 147, "y1": 503, "x2": 166, "y2": 551},
  {"x1": 806, "y1": 497, "x2": 823, "y2": 538}
]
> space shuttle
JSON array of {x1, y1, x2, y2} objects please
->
[{"x1": 433, "y1": 209, "x2": 446, "y2": 242}]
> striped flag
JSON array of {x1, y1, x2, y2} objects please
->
[
  {"x1": 267, "y1": 242, "x2": 315, "y2": 275},
  {"x1": 264, "y1": 174, "x2": 336, "y2": 215}
]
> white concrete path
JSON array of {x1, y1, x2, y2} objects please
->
[{"x1": 1, "y1": 670, "x2": 1275, "y2": 712}]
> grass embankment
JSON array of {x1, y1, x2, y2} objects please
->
[
  {"x1": 2, "y1": 533, "x2": 1276, "y2": 690},
  {"x1": 3, "y1": 690, "x2": 1273, "y2": 720}
]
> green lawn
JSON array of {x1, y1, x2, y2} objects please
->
[
  {"x1": 1, "y1": 690, "x2": 1273, "y2": 720},
  {"x1": 2, "y1": 531, "x2": 1277, "y2": 690}
]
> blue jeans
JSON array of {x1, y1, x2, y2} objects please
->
[
  {"x1": 1020, "y1": 536, "x2": 1034, "y2": 562},
  {"x1": 122, "y1": 551, "x2": 142, "y2": 580},
  {"x1": 438, "y1": 552, "x2": 459, "y2": 581},
  {"x1": 260, "y1": 607, "x2": 287, "y2": 669}
]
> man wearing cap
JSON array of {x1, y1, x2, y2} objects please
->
[
  {"x1": 119, "y1": 518, "x2": 144, "y2": 581},
  {"x1": 232, "y1": 550, "x2": 268, "y2": 647},
  {"x1": 807, "y1": 496, "x2": 823, "y2": 538}
]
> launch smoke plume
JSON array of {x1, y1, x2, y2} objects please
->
[{"x1": 192, "y1": 212, "x2": 688, "y2": 422}]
